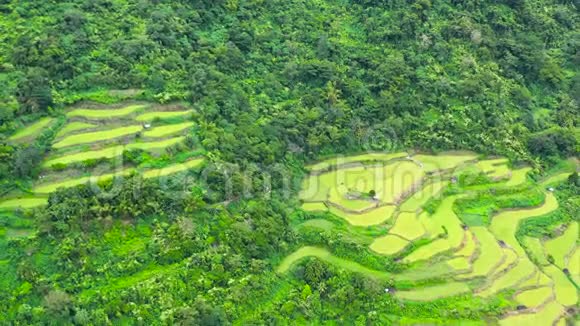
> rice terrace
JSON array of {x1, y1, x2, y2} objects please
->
[
  {"x1": 0, "y1": 101, "x2": 204, "y2": 212},
  {"x1": 278, "y1": 152, "x2": 579, "y2": 325}
]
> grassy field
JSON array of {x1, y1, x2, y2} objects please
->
[
  {"x1": 45, "y1": 137, "x2": 185, "y2": 166},
  {"x1": 53, "y1": 125, "x2": 143, "y2": 148},
  {"x1": 515, "y1": 287, "x2": 552, "y2": 307},
  {"x1": 55, "y1": 122, "x2": 97, "y2": 138},
  {"x1": 370, "y1": 235, "x2": 409, "y2": 255},
  {"x1": 544, "y1": 222, "x2": 578, "y2": 268},
  {"x1": 396, "y1": 282, "x2": 470, "y2": 301},
  {"x1": 142, "y1": 122, "x2": 194, "y2": 138},
  {"x1": 135, "y1": 110, "x2": 192, "y2": 122},
  {"x1": 420, "y1": 195, "x2": 465, "y2": 247},
  {"x1": 568, "y1": 249, "x2": 579, "y2": 285},
  {"x1": 67, "y1": 105, "x2": 145, "y2": 118},
  {"x1": 0, "y1": 197, "x2": 47, "y2": 209},
  {"x1": 34, "y1": 169, "x2": 134, "y2": 193},
  {"x1": 9, "y1": 117, "x2": 54, "y2": 141},
  {"x1": 446, "y1": 257, "x2": 471, "y2": 271}
]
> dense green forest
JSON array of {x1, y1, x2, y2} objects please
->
[{"x1": 0, "y1": 0, "x2": 578, "y2": 324}]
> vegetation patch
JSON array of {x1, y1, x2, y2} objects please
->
[
  {"x1": 499, "y1": 301, "x2": 564, "y2": 326},
  {"x1": 44, "y1": 136, "x2": 185, "y2": 166},
  {"x1": 370, "y1": 235, "x2": 409, "y2": 256},
  {"x1": 515, "y1": 287, "x2": 552, "y2": 307},
  {"x1": 8, "y1": 117, "x2": 54, "y2": 141},
  {"x1": 135, "y1": 110, "x2": 192, "y2": 122},
  {"x1": 0, "y1": 197, "x2": 47, "y2": 209},
  {"x1": 544, "y1": 222, "x2": 578, "y2": 268},
  {"x1": 55, "y1": 122, "x2": 97, "y2": 138},
  {"x1": 396, "y1": 282, "x2": 470, "y2": 301},
  {"x1": 142, "y1": 122, "x2": 194, "y2": 138},
  {"x1": 67, "y1": 105, "x2": 145, "y2": 119},
  {"x1": 53, "y1": 125, "x2": 143, "y2": 148}
]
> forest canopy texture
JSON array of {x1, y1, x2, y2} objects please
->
[{"x1": 0, "y1": 0, "x2": 578, "y2": 324}]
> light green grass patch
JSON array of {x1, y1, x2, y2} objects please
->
[
  {"x1": 0, "y1": 198, "x2": 47, "y2": 209},
  {"x1": 135, "y1": 110, "x2": 192, "y2": 122},
  {"x1": 396, "y1": 282, "x2": 470, "y2": 301},
  {"x1": 142, "y1": 158, "x2": 204, "y2": 178},
  {"x1": 505, "y1": 167, "x2": 532, "y2": 187},
  {"x1": 67, "y1": 105, "x2": 145, "y2": 119},
  {"x1": 421, "y1": 195, "x2": 465, "y2": 247},
  {"x1": 389, "y1": 212, "x2": 425, "y2": 240},
  {"x1": 328, "y1": 204, "x2": 396, "y2": 226},
  {"x1": 399, "y1": 181, "x2": 448, "y2": 212},
  {"x1": 446, "y1": 257, "x2": 471, "y2": 271},
  {"x1": 541, "y1": 172, "x2": 576, "y2": 187},
  {"x1": 543, "y1": 265, "x2": 578, "y2": 306},
  {"x1": 34, "y1": 169, "x2": 134, "y2": 194},
  {"x1": 568, "y1": 249, "x2": 579, "y2": 285},
  {"x1": 459, "y1": 227, "x2": 504, "y2": 278},
  {"x1": 490, "y1": 192, "x2": 559, "y2": 256},
  {"x1": 307, "y1": 152, "x2": 408, "y2": 172},
  {"x1": 478, "y1": 259, "x2": 536, "y2": 297},
  {"x1": 413, "y1": 153, "x2": 477, "y2": 172},
  {"x1": 56, "y1": 122, "x2": 97, "y2": 138},
  {"x1": 499, "y1": 301, "x2": 563, "y2": 326},
  {"x1": 301, "y1": 202, "x2": 328, "y2": 212},
  {"x1": 402, "y1": 239, "x2": 451, "y2": 263},
  {"x1": 298, "y1": 219, "x2": 335, "y2": 231},
  {"x1": 9, "y1": 117, "x2": 54, "y2": 141},
  {"x1": 544, "y1": 222, "x2": 578, "y2": 268},
  {"x1": 142, "y1": 122, "x2": 194, "y2": 138},
  {"x1": 492, "y1": 249, "x2": 518, "y2": 277},
  {"x1": 523, "y1": 236, "x2": 549, "y2": 265},
  {"x1": 45, "y1": 137, "x2": 185, "y2": 166},
  {"x1": 370, "y1": 235, "x2": 409, "y2": 255},
  {"x1": 277, "y1": 246, "x2": 392, "y2": 280},
  {"x1": 515, "y1": 287, "x2": 552, "y2": 307},
  {"x1": 455, "y1": 230, "x2": 476, "y2": 258},
  {"x1": 53, "y1": 125, "x2": 143, "y2": 148}
]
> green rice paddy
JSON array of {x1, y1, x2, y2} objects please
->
[
  {"x1": 500, "y1": 301, "x2": 563, "y2": 326},
  {"x1": 515, "y1": 287, "x2": 552, "y2": 307},
  {"x1": 53, "y1": 125, "x2": 143, "y2": 148},
  {"x1": 55, "y1": 122, "x2": 97, "y2": 138},
  {"x1": 67, "y1": 105, "x2": 145, "y2": 119},
  {"x1": 0, "y1": 197, "x2": 47, "y2": 210},
  {"x1": 396, "y1": 282, "x2": 470, "y2": 301},
  {"x1": 370, "y1": 235, "x2": 409, "y2": 255},
  {"x1": 45, "y1": 136, "x2": 185, "y2": 166},
  {"x1": 544, "y1": 222, "x2": 578, "y2": 268},
  {"x1": 9, "y1": 117, "x2": 54, "y2": 141},
  {"x1": 142, "y1": 122, "x2": 194, "y2": 138},
  {"x1": 135, "y1": 110, "x2": 192, "y2": 122}
]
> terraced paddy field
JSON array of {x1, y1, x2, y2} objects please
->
[
  {"x1": 8, "y1": 117, "x2": 54, "y2": 142},
  {"x1": 1, "y1": 102, "x2": 204, "y2": 211},
  {"x1": 282, "y1": 152, "x2": 578, "y2": 321}
]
